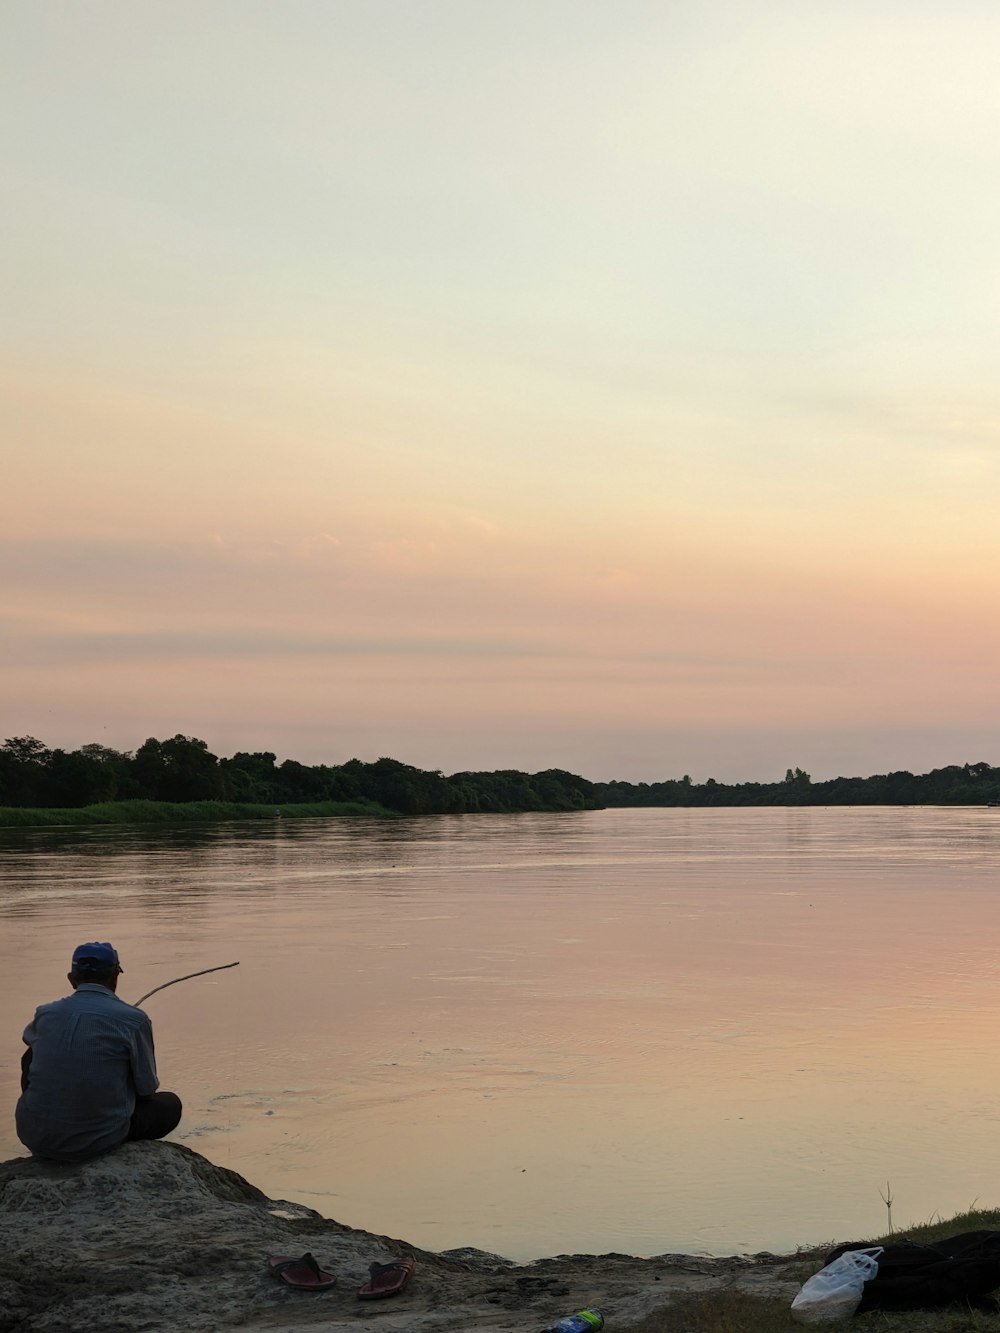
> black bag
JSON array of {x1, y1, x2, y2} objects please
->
[{"x1": 825, "y1": 1230, "x2": 1000, "y2": 1313}]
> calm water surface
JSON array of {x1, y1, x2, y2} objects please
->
[{"x1": 2, "y1": 807, "x2": 1000, "y2": 1261}]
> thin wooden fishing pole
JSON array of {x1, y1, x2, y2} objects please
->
[{"x1": 134, "y1": 961, "x2": 240, "y2": 1006}]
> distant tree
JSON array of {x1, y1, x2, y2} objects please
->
[
  {"x1": 532, "y1": 768, "x2": 599, "y2": 811},
  {"x1": 0, "y1": 736, "x2": 51, "y2": 806},
  {"x1": 132, "y1": 738, "x2": 165, "y2": 798},
  {"x1": 133, "y1": 735, "x2": 222, "y2": 802},
  {"x1": 274, "y1": 759, "x2": 329, "y2": 803},
  {"x1": 3, "y1": 736, "x2": 50, "y2": 765},
  {"x1": 880, "y1": 770, "x2": 918, "y2": 803},
  {"x1": 220, "y1": 751, "x2": 278, "y2": 803},
  {"x1": 78, "y1": 744, "x2": 136, "y2": 798},
  {"x1": 363, "y1": 757, "x2": 456, "y2": 815}
]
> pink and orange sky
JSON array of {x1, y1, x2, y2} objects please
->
[{"x1": 4, "y1": 1, "x2": 1000, "y2": 782}]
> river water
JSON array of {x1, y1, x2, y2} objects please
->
[{"x1": 2, "y1": 806, "x2": 1000, "y2": 1261}]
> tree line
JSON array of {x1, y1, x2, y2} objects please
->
[
  {"x1": 0, "y1": 735, "x2": 601, "y2": 816},
  {"x1": 3, "y1": 737, "x2": 1000, "y2": 816},
  {"x1": 593, "y1": 763, "x2": 1000, "y2": 807}
]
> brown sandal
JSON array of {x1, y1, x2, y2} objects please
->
[
  {"x1": 357, "y1": 1257, "x2": 415, "y2": 1299},
  {"x1": 267, "y1": 1252, "x2": 337, "y2": 1290}
]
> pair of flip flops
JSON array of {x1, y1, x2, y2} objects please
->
[{"x1": 267, "y1": 1252, "x2": 415, "y2": 1299}]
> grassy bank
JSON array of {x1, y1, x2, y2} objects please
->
[
  {"x1": 0, "y1": 797, "x2": 394, "y2": 827},
  {"x1": 623, "y1": 1207, "x2": 1000, "y2": 1332}
]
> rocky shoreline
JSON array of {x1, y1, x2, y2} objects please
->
[{"x1": 0, "y1": 1143, "x2": 802, "y2": 1331}]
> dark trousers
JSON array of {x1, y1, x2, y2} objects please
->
[{"x1": 127, "y1": 1091, "x2": 182, "y2": 1141}]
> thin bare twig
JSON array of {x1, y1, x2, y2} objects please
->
[
  {"x1": 879, "y1": 1180, "x2": 894, "y2": 1235},
  {"x1": 134, "y1": 961, "x2": 240, "y2": 1006}
]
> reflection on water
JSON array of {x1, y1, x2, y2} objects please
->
[{"x1": 3, "y1": 807, "x2": 1000, "y2": 1260}]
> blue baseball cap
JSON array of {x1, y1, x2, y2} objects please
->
[{"x1": 71, "y1": 942, "x2": 123, "y2": 973}]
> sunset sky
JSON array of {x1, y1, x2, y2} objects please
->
[{"x1": 4, "y1": 1, "x2": 1000, "y2": 782}]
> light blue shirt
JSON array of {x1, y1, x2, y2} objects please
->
[{"x1": 15, "y1": 983, "x2": 159, "y2": 1162}]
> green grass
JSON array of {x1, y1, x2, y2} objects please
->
[
  {"x1": 622, "y1": 1209, "x2": 1000, "y2": 1333},
  {"x1": 0, "y1": 798, "x2": 394, "y2": 827}
]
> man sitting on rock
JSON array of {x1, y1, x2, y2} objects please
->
[{"x1": 15, "y1": 942, "x2": 182, "y2": 1162}]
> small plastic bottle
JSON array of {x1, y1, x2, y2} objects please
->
[{"x1": 540, "y1": 1310, "x2": 605, "y2": 1332}]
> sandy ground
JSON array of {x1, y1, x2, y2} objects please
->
[{"x1": 0, "y1": 1143, "x2": 803, "y2": 1332}]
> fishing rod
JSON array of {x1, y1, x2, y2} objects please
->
[{"x1": 134, "y1": 961, "x2": 240, "y2": 1006}]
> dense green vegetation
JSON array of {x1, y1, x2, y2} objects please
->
[
  {"x1": 4, "y1": 736, "x2": 1000, "y2": 828},
  {"x1": 0, "y1": 735, "x2": 601, "y2": 820},
  {"x1": 595, "y1": 762, "x2": 1000, "y2": 808}
]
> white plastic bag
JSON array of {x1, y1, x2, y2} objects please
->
[{"x1": 790, "y1": 1247, "x2": 883, "y2": 1324}]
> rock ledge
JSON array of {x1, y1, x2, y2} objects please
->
[{"x1": 0, "y1": 1144, "x2": 800, "y2": 1331}]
